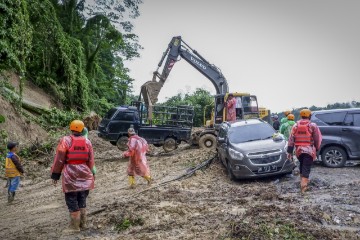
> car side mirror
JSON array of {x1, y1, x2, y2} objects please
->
[{"x1": 218, "y1": 137, "x2": 225, "y2": 143}]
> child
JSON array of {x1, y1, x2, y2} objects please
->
[{"x1": 5, "y1": 142, "x2": 24, "y2": 203}]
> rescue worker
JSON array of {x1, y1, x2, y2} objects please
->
[
  {"x1": 81, "y1": 127, "x2": 89, "y2": 139},
  {"x1": 281, "y1": 114, "x2": 296, "y2": 140},
  {"x1": 51, "y1": 120, "x2": 96, "y2": 232},
  {"x1": 122, "y1": 127, "x2": 151, "y2": 188},
  {"x1": 225, "y1": 94, "x2": 236, "y2": 122},
  {"x1": 5, "y1": 142, "x2": 24, "y2": 203},
  {"x1": 287, "y1": 109, "x2": 322, "y2": 193},
  {"x1": 272, "y1": 115, "x2": 280, "y2": 131},
  {"x1": 279, "y1": 110, "x2": 291, "y2": 132}
]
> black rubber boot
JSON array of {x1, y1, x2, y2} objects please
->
[{"x1": 8, "y1": 191, "x2": 15, "y2": 203}]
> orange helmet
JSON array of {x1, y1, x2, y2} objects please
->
[
  {"x1": 284, "y1": 110, "x2": 291, "y2": 116},
  {"x1": 300, "y1": 109, "x2": 311, "y2": 118},
  {"x1": 70, "y1": 120, "x2": 85, "y2": 132},
  {"x1": 287, "y1": 114, "x2": 295, "y2": 121}
]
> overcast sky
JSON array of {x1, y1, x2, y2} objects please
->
[{"x1": 125, "y1": 0, "x2": 360, "y2": 112}]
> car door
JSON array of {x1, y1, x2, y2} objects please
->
[
  {"x1": 313, "y1": 112, "x2": 346, "y2": 148},
  {"x1": 342, "y1": 112, "x2": 360, "y2": 157}
]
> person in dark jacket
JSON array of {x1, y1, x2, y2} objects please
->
[
  {"x1": 272, "y1": 115, "x2": 280, "y2": 131},
  {"x1": 5, "y1": 142, "x2": 24, "y2": 203}
]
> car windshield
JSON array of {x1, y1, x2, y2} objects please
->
[
  {"x1": 104, "y1": 108, "x2": 118, "y2": 119},
  {"x1": 228, "y1": 123, "x2": 275, "y2": 144}
]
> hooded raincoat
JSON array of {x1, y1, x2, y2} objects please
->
[
  {"x1": 226, "y1": 98, "x2": 236, "y2": 122},
  {"x1": 281, "y1": 120, "x2": 295, "y2": 140},
  {"x1": 51, "y1": 135, "x2": 95, "y2": 193},
  {"x1": 123, "y1": 135, "x2": 150, "y2": 177}
]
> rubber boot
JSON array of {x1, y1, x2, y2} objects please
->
[
  {"x1": 128, "y1": 176, "x2": 136, "y2": 189},
  {"x1": 8, "y1": 192, "x2": 15, "y2": 203},
  {"x1": 144, "y1": 175, "x2": 152, "y2": 185},
  {"x1": 79, "y1": 208, "x2": 87, "y2": 229},
  {"x1": 300, "y1": 177, "x2": 309, "y2": 194},
  {"x1": 63, "y1": 211, "x2": 81, "y2": 233}
]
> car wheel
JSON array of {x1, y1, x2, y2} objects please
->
[
  {"x1": 199, "y1": 134, "x2": 217, "y2": 150},
  {"x1": 226, "y1": 160, "x2": 236, "y2": 181},
  {"x1": 116, "y1": 136, "x2": 128, "y2": 151},
  {"x1": 163, "y1": 138, "x2": 177, "y2": 152},
  {"x1": 321, "y1": 146, "x2": 347, "y2": 168}
]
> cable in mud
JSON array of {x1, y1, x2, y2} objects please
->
[{"x1": 131, "y1": 153, "x2": 218, "y2": 197}]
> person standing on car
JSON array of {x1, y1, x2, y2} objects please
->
[
  {"x1": 287, "y1": 109, "x2": 322, "y2": 193},
  {"x1": 225, "y1": 94, "x2": 236, "y2": 122},
  {"x1": 122, "y1": 127, "x2": 151, "y2": 188},
  {"x1": 272, "y1": 115, "x2": 280, "y2": 131},
  {"x1": 51, "y1": 120, "x2": 96, "y2": 232},
  {"x1": 281, "y1": 114, "x2": 296, "y2": 140}
]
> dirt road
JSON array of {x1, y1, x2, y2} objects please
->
[{"x1": 1, "y1": 132, "x2": 360, "y2": 239}]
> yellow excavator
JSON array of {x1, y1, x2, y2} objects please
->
[{"x1": 139, "y1": 36, "x2": 270, "y2": 149}]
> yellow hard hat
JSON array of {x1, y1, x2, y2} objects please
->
[
  {"x1": 70, "y1": 120, "x2": 85, "y2": 132},
  {"x1": 300, "y1": 109, "x2": 311, "y2": 118},
  {"x1": 284, "y1": 110, "x2": 291, "y2": 116},
  {"x1": 287, "y1": 114, "x2": 295, "y2": 121}
]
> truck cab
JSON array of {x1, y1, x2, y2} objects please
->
[{"x1": 98, "y1": 104, "x2": 194, "y2": 152}]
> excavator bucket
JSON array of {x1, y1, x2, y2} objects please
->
[{"x1": 140, "y1": 80, "x2": 164, "y2": 106}]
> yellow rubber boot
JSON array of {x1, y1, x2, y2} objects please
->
[
  {"x1": 128, "y1": 176, "x2": 136, "y2": 188},
  {"x1": 144, "y1": 175, "x2": 152, "y2": 185}
]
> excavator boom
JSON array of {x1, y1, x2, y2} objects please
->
[{"x1": 139, "y1": 36, "x2": 229, "y2": 107}]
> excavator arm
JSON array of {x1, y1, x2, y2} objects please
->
[{"x1": 139, "y1": 36, "x2": 229, "y2": 107}]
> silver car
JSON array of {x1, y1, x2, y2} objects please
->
[{"x1": 217, "y1": 119, "x2": 295, "y2": 180}]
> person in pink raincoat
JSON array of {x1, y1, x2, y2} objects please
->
[
  {"x1": 122, "y1": 127, "x2": 151, "y2": 188},
  {"x1": 287, "y1": 109, "x2": 322, "y2": 193},
  {"x1": 51, "y1": 120, "x2": 96, "y2": 232},
  {"x1": 225, "y1": 94, "x2": 237, "y2": 122}
]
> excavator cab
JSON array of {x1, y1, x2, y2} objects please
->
[{"x1": 204, "y1": 93, "x2": 260, "y2": 128}]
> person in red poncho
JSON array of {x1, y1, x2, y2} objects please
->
[
  {"x1": 287, "y1": 109, "x2": 322, "y2": 193},
  {"x1": 225, "y1": 94, "x2": 236, "y2": 122},
  {"x1": 122, "y1": 127, "x2": 151, "y2": 188},
  {"x1": 51, "y1": 120, "x2": 96, "y2": 232}
]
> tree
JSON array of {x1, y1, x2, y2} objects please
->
[
  {"x1": 0, "y1": 0, "x2": 143, "y2": 113},
  {"x1": 161, "y1": 88, "x2": 214, "y2": 127}
]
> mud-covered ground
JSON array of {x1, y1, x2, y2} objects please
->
[{"x1": 1, "y1": 131, "x2": 360, "y2": 240}]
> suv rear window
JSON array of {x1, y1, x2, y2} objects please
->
[
  {"x1": 315, "y1": 112, "x2": 346, "y2": 126},
  {"x1": 344, "y1": 113, "x2": 360, "y2": 127},
  {"x1": 228, "y1": 123, "x2": 275, "y2": 144},
  {"x1": 104, "y1": 108, "x2": 118, "y2": 119}
]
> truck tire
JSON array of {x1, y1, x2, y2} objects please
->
[
  {"x1": 117, "y1": 136, "x2": 128, "y2": 151},
  {"x1": 199, "y1": 134, "x2": 216, "y2": 150},
  {"x1": 163, "y1": 138, "x2": 177, "y2": 152}
]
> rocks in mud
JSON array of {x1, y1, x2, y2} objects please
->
[{"x1": 322, "y1": 212, "x2": 331, "y2": 222}]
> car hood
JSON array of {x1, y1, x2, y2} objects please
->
[{"x1": 229, "y1": 138, "x2": 286, "y2": 155}]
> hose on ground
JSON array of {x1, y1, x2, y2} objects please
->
[{"x1": 131, "y1": 153, "x2": 218, "y2": 197}]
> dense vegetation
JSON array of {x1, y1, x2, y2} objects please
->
[
  {"x1": 0, "y1": 0, "x2": 142, "y2": 113},
  {"x1": 160, "y1": 88, "x2": 214, "y2": 127}
]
